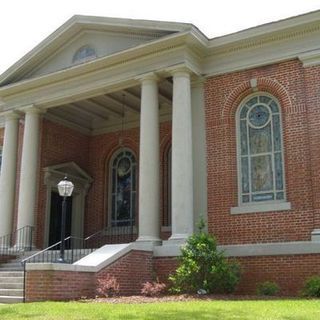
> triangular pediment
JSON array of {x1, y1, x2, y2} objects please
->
[
  {"x1": 0, "y1": 15, "x2": 192, "y2": 86},
  {"x1": 44, "y1": 161, "x2": 93, "y2": 183}
]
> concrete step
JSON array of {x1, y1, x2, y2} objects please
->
[
  {"x1": 0, "y1": 296, "x2": 23, "y2": 304},
  {"x1": 0, "y1": 268, "x2": 23, "y2": 272},
  {"x1": 0, "y1": 289, "x2": 23, "y2": 297},
  {"x1": 0, "y1": 283, "x2": 23, "y2": 290},
  {"x1": 0, "y1": 278, "x2": 23, "y2": 285},
  {"x1": 0, "y1": 262, "x2": 21, "y2": 266},
  {"x1": 0, "y1": 263, "x2": 23, "y2": 270},
  {"x1": 0, "y1": 272, "x2": 23, "y2": 278}
]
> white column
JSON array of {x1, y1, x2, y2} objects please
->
[
  {"x1": 136, "y1": 74, "x2": 161, "y2": 243},
  {"x1": 16, "y1": 107, "x2": 42, "y2": 245},
  {"x1": 169, "y1": 68, "x2": 194, "y2": 242},
  {"x1": 191, "y1": 79, "x2": 208, "y2": 231},
  {"x1": 0, "y1": 112, "x2": 20, "y2": 238}
]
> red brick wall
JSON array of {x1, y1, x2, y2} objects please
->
[
  {"x1": 205, "y1": 59, "x2": 314, "y2": 245},
  {"x1": 153, "y1": 254, "x2": 320, "y2": 296},
  {"x1": 236, "y1": 254, "x2": 320, "y2": 296},
  {"x1": 97, "y1": 250, "x2": 153, "y2": 295},
  {"x1": 25, "y1": 250, "x2": 153, "y2": 301},
  {"x1": 153, "y1": 256, "x2": 179, "y2": 284},
  {"x1": 25, "y1": 251, "x2": 320, "y2": 301},
  {"x1": 303, "y1": 65, "x2": 320, "y2": 229},
  {"x1": 35, "y1": 119, "x2": 90, "y2": 248},
  {"x1": 25, "y1": 270, "x2": 94, "y2": 302}
]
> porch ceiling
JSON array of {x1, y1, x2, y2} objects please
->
[{"x1": 44, "y1": 78, "x2": 173, "y2": 135}]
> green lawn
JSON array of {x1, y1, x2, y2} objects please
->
[{"x1": 0, "y1": 300, "x2": 320, "y2": 320}]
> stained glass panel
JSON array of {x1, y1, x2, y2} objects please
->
[
  {"x1": 275, "y1": 152, "x2": 283, "y2": 190},
  {"x1": 241, "y1": 157, "x2": 249, "y2": 193},
  {"x1": 273, "y1": 114, "x2": 281, "y2": 151},
  {"x1": 242, "y1": 195, "x2": 250, "y2": 203},
  {"x1": 240, "y1": 120, "x2": 248, "y2": 155},
  {"x1": 270, "y1": 101, "x2": 279, "y2": 113},
  {"x1": 110, "y1": 150, "x2": 136, "y2": 226},
  {"x1": 276, "y1": 192, "x2": 284, "y2": 200},
  {"x1": 238, "y1": 95, "x2": 284, "y2": 205},
  {"x1": 132, "y1": 165, "x2": 136, "y2": 192},
  {"x1": 249, "y1": 124, "x2": 272, "y2": 154},
  {"x1": 240, "y1": 105, "x2": 249, "y2": 119},
  {"x1": 260, "y1": 96, "x2": 272, "y2": 105},
  {"x1": 247, "y1": 97, "x2": 258, "y2": 107},
  {"x1": 252, "y1": 193, "x2": 274, "y2": 202},
  {"x1": 248, "y1": 105, "x2": 270, "y2": 127},
  {"x1": 251, "y1": 155, "x2": 273, "y2": 192}
]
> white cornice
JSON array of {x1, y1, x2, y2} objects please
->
[
  {"x1": 208, "y1": 10, "x2": 320, "y2": 50},
  {"x1": 299, "y1": 49, "x2": 320, "y2": 67},
  {"x1": 0, "y1": 31, "x2": 203, "y2": 99}
]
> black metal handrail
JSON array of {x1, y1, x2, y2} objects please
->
[
  {"x1": 20, "y1": 225, "x2": 136, "y2": 303},
  {"x1": 0, "y1": 226, "x2": 34, "y2": 258},
  {"x1": 21, "y1": 225, "x2": 137, "y2": 266},
  {"x1": 21, "y1": 236, "x2": 88, "y2": 265}
]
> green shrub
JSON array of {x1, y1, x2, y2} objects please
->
[
  {"x1": 169, "y1": 219, "x2": 241, "y2": 294},
  {"x1": 302, "y1": 276, "x2": 320, "y2": 297},
  {"x1": 256, "y1": 281, "x2": 280, "y2": 296}
]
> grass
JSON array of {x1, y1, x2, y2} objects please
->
[{"x1": 0, "y1": 299, "x2": 320, "y2": 320}]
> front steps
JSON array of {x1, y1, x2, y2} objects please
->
[
  {"x1": 0, "y1": 248, "x2": 94, "y2": 303},
  {"x1": 0, "y1": 271, "x2": 24, "y2": 303}
]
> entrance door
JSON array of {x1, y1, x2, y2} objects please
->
[{"x1": 48, "y1": 191, "x2": 73, "y2": 246}]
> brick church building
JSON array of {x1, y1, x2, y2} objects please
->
[{"x1": 1, "y1": 10, "x2": 320, "y2": 301}]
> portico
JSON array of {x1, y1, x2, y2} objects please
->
[{"x1": 0, "y1": 16, "x2": 207, "y2": 250}]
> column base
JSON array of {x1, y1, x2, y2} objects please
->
[
  {"x1": 163, "y1": 233, "x2": 191, "y2": 246},
  {"x1": 311, "y1": 229, "x2": 320, "y2": 241},
  {"x1": 135, "y1": 235, "x2": 162, "y2": 246}
]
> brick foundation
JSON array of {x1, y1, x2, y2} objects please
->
[
  {"x1": 26, "y1": 250, "x2": 153, "y2": 301},
  {"x1": 25, "y1": 271, "x2": 94, "y2": 301},
  {"x1": 97, "y1": 250, "x2": 153, "y2": 296},
  {"x1": 154, "y1": 254, "x2": 320, "y2": 296},
  {"x1": 235, "y1": 254, "x2": 320, "y2": 296},
  {"x1": 25, "y1": 251, "x2": 320, "y2": 301}
]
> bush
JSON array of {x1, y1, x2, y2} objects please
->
[
  {"x1": 96, "y1": 274, "x2": 120, "y2": 297},
  {"x1": 256, "y1": 281, "x2": 280, "y2": 296},
  {"x1": 302, "y1": 276, "x2": 320, "y2": 297},
  {"x1": 141, "y1": 279, "x2": 166, "y2": 296},
  {"x1": 169, "y1": 219, "x2": 241, "y2": 294}
]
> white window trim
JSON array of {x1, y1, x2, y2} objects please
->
[
  {"x1": 235, "y1": 92, "x2": 288, "y2": 213},
  {"x1": 231, "y1": 201, "x2": 291, "y2": 214}
]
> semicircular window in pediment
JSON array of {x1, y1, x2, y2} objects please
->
[{"x1": 72, "y1": 45, "x2": 97, "y2": 64}]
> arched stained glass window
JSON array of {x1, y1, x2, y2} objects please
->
[
  {"x1": 72, "y1": 45, "x2": 97, "y2": 64},
  {"x1": 237, "y1": 94, "x2": 285, "y2": 205},
  {"x1": 110, "y1": 149, "x2": 137, "y2": 227}
]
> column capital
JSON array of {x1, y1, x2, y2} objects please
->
[
  {"x1": 167, "y1": 65, "x2": 193, "y2": 78},
  {"x1": 136, "y1": 72, "x2": 159, "y2": 84},
  {"x1": 3, "y1": 110, "x2": 21, "y2": 121},
  {"x1": 20, "y1": 105, "x2": 46, "y2": 115}
]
